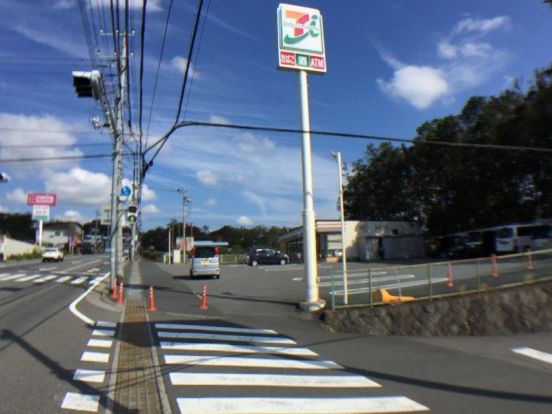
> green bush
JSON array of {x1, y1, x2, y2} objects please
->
[{"x1": 8, "y1": 248, "x2": 43, "y2": 261}]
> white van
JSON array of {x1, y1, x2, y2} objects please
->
[
  {"x1": 496, "y1": 224, "x2": 541, "y2": 253},
  {"x1": 190, "y1": 246, "x2": 220, "y2": 279}
]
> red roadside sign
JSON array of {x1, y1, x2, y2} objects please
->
[{"x1": 27, "y1": 193, "x2": 56, "y2": 206}]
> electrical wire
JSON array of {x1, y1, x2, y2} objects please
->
[{"x1": 0, "y1": 153, "x2": 132, "y2": 163}]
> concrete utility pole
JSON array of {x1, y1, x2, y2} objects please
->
[
  {"x1": 332, "y1": 151, "x2": 348, "y2": 305},
  {"x1": 110, "y1": 31, "x2": 127, "y2": 286},
  {"x1": 298, "y1": 70, "x2": 325, "y2": 312},
  {"x1": 177, "y1": 188, "x2": 191, "y2": 263}
]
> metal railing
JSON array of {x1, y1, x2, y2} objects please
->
[{"x1": 328, "y1": 248, "x2": 552, "y2": 310}]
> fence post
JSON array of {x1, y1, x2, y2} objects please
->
[
  {"x1": 396, "y1": 268, "x2": 402, "y2": 300},
  {"x1": 368, "y1": 268, "x2": 373, "y2": 308},
  {"x1": 427, "y1": 263, "x2": 433, "y2": 300}
]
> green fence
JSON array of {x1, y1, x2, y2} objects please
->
[{"x1": 328, "y1": 248, "x2": 552, "y2": 310}]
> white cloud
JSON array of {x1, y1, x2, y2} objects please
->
[
  {"x1": 242, "y1": 191, "x2": 267, "y2": 216},
  {"x1": 170, "y1": 56, "x2": 201, "y2": 79},
  {"x1": 52, "y1": 0, "x2": 74, "y2": 10},
  {"x1": 197, "y1": 171, "x2": 218, "y2": 187},
  {"x1": 142, "y1": 204, "x2": 160, "y2": 214},
  {"x1": 0, "y1": 206, "x2": 7, "y2": 213},
  {"x1": 44, "y1": 168, "x2": 111, "y2": 206},
  {"x1": 205, "y1": 198, "x2": 218, "y2": 207},
  {"x1": 377, "y1": 66, "x2": 449, "y2": 109},
  {"x1": 437, "y1": 41, "x2": 458, "y2": 59},
  {"x1": 210, "y1": 115, "x2": 230, "y2": 125},
  {"x1": 11, "y1": 24, "x2": 86, "y2": 58},
  {"x1": 234, "y1": 133, "x2": 275, "y2": 154},
  {"x1": 236, "y1": 216, "x2": 253, "y2": 226},
  {"x1": 55, "y1": 210, "x2": 85, "y2": 223},
  {"x1": 0, "y1": 113, "x2": 82, "y2": 177},
  {"x1": 454, "y1": 16, "x2": 511, "y2": 35},
  {"x1": 6, "y1": 188, "x2": 28, "y2": 204}
]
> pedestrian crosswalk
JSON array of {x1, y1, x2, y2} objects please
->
[
  {"x1": 0, "y1": 272, "x2": 98, "y2": 286},
  {"x1": 155, "y1": 322, "x2": 430, "y2": 414}
]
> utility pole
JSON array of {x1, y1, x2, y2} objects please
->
[
  {"x1": 95, "y1": 210, "x2": 100, "y2": 253},
  {"x1": 177, "y1": 188, "x2": 191, "y2": 263},
  {"x1": 331, "y1": 151, "x2": 348, "y2": 304}
]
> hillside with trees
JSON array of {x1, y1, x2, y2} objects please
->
[{"x1": 344, "y1": 64, "x2": 552, "y2": 236}]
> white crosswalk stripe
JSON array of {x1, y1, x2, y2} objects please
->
[
  {"x1": 1, "y1": 273, "x2": 26, "y2": 281},
  {"x1": 33, "y1": 275, "x2": 57, "y2": 284},
  {"x1": 70, "y1": 276, "x2": 88, "y2": 285},
  {"x1": 15, "y1": 274, "x2": 42, "y2": 282},
  {"x1": 156, "y1": 323, "x2": 429, "y2": 414},
  {"x1": 512, "y1": 347, "x2": 552, "y2": 365},
  {"x1": 55, "y1": 276, "x2": 72, "y2": 283},
  {"x1": 61, "y1": 393, "x2": 99, "y2": 412}
]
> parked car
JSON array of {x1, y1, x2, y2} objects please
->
[
  {"x1": 42, "y1": 247, "x2": 64, "y2": 262},
  {"x1": 531, "y1": 225, "x2": 552, "y2": 251},
  {"x1": 247, "y1": 248, "x2": 289, "y2": 266},
  {"x1": 190, "y1": 246, "x2": 220, "y2": 279},
  {"x1": 436, "y1": 236, "x2": 466, "y2": 259}
]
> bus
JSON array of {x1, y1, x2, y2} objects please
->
[{"x1": 495, "y1": 224, "x2": 546, "y2": 253}]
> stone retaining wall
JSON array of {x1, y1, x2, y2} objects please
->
[{"x1": 322, "y1": 281, "x2": 552, "y2": 336}]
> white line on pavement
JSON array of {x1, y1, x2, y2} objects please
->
[
  {"x1": 15, "y1": 274, "x2": 42, "y2": 282},
  {"x1": 176, "y1": 397, "x2": 429, "y2": 414},
  {"x1": 159, "y1": 342, "x2": 318, "y2": 356},
  {"x1": 68, "y1": 271, "x2": 110, "y2": 326},
  {"x1": 331, "y1": 277, "x2": 448, "y2": 296},
  {"x1": 318, "y1": 274, "x2": 415, "y2": 288},
  {"x1": 155, "y1": 323, "x2": 277, "y2": 335},
  {"x1": 157, "y1": 331, "x2": 296, "y2": 345},
  {"x1": 33, "y1": 275, "x2": 57, "y2": 284},
  {"x1": 70, "y1": 276, "x2": 88, "y2": 285},
  {"x1": 81, "y1": 351, "x2": 110, "y2": 363},
  {"x1": 96, "y1": 321, "x2": 117, "y2": 328},
  {"x1": 55, "y1": 276, "x2": 72, "y2": 283},
  {"x1": 164, "y1": 355, "x2": 342, "y2": 370},
  {"x1": 1, "y1": 273, "x2": 26, "y2": 281},
  {"x1": 61, "y1": 393, "x2": 100, "y2": 412},
  {"x1": 73, "y1": 369, "x2": 105, "y2": 384},
  {"x1": 169, "y1": 372, "x2": 381, "y2": 388},
  {"x1": 87, "y1": 339, "x2": 113, "y2": 348},
  {"x1": 91, "y1": 329, "x2": 115, "y2": 337},
  {"x1": 512, "y1": 347, "x2": 552, "y2": 365}
]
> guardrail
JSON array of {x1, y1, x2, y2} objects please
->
[{"x1": 328, "y1": 248, "x2": 552, "y2": 310}]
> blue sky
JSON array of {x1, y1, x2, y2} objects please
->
[{"x1": 0, "y1": 0, "x2": 551, "y2": 231}]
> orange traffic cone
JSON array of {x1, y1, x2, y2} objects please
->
[
  {"x1": 117, "y1": 281, "x2": 124, "y2": 305},
  {"x1": 147, "y1": 286, "x2": 157, "y2": 312},
  {"x1": 491, "y1": 254, "x2": 499, "y2": 277},
  {"x1": 526, "y1": 250, "x2": 535, "y2": 271},
  {"x1": 111, "y1": 275, "x2": 119, "y2": 300},
  {"x1": 199, "y1": 284, "x2": 208, "y2": 310},
  {"x1": 446, "y1": 262, "x2": 454, "y2": 288}
]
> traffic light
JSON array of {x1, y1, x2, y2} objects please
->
[
  {"x1": 72, "y1": 70, "x2": 102, "y2": 99},
  {"x1": 127, "y1": 205, "x2": 138, "y2": 223}
]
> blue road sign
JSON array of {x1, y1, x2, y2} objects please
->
[{"x1": 121, "y1": 186, "x2": 131, "y2": 196}]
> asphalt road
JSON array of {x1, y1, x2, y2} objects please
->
[
  {"x1": 1, "y1": 255, "x2": 551, "y2": 413},
  {"x1": 142, "y1": 258, "x2": 552, "y2": 414},
  {"x1": 0, "y1": 255, "x2": 111, "y2": 413}
]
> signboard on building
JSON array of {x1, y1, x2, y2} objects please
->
[
  {"x1": 32, "y1": 205, "x2": 50, "y2": 221},
  {"x1": 27, "y1": 193, "x2": 56, "y2": 206},
  {"x1": 277, "y1": 3, "x2": 326, "y2": 73}
]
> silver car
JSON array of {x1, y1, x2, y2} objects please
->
[{"x1": 190, "y1": 246, "x2": 220, "y2": 279}]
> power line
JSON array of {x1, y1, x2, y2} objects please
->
[
  {"x1": 0, "y1": 152, "x2": 131, "y2": 163},
  {"x1": 1, "y1": 142, "x2": 111, "y2": 148},
  {"x1": 144, "y1": 120, "x2": 552, "y2": 155}
]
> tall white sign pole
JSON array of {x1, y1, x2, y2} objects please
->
[
  {"x1": 38, "y1": 220, "x2": 43, "y2": 247},
  {"x1": 298, "y1": 69, "x2": 323, "y2": 311}
]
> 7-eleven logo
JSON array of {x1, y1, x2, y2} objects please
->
[{"x1": 283, "y1": 9, "x2": 320, "y2": 45}]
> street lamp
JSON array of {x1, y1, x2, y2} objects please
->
[
  {"x1": 177, "y1": 188, "x2": 191, "y2": 263},
  {"x1": 331, "y1": 151, "x2": 349, "y2": 305}
]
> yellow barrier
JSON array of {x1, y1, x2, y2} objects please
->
[{"x1": 372, "y1": 288, "x2": 415, "y2": 304}]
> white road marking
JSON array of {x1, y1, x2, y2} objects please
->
[
  {"x1": 176, "y1": 397, "x2": 429, "y2": 413},
  {"x1": 155, "y1": 323, "x2": 277, "y2": 335},
  {"x1": 70, "y1": 276, "x2": 89, "y2": 285},
  {"x1": 15, "y1": 274, "x2": 42, "y2": 282},
  {"x1": 61, "y1": 392, "x2": 100, "y2": 412},
  {"x1": 157, "y1": 331, "x2": 296, "y2": 345},
  {"x1": 263, "y1": 265, "x2": 334, "y2": 272},
  {"x1": 73, "y1": 369, "x2": 105, "y2": 384},
  {"x1": 0, "y1": 272, "x2": 10, "y2": 277},
  {"x1": 38, "y1": 266, "x2": 57, "y2": 271},
  {"x1": 33, "y1": 275, "x2": 57, "y2": 284},
  {"x1": 96, "y1": 321, "x2": 117, "y2": 328},
  {"x1": 164, "y1": 355, "x2": 342, "y2": 370},
  {"x1": 62, "y1": 258, "x2": 102, "y2": 273},
  {"x1": 68, "y1": 271, "x2": 110, "y2": 326},
  {"x1": 169, "y1": 372, "x2": 380, "y2": 388},
  {"x1": 292, "y1": 271, "x2": 389, "y2": 282},
  {"x1": 55, "y1": 276, "x2": 72, "y2": 283},
  {"x1": 87, "y1": 339, "x2": 113, "y2": 348},
  {"x1": 512, "y1": 347, "x2": 552, "y2": 365},
  {"x1": 160, "y1": 342, "x2": 318, "y2": 356},
  {"x1": 1, "y1": 273, "x2": 26, "y2": 281},
  {"x1": 81, "y1": 351, "x2": 110, "y2": 363},
  {"x1": 88, "y1": 277, "x2": 103, "y2": 285},
  {"x1": 91, "y1": 329, "x2": 115, "y2": 337},
  {"x1": 86, "y1": 267, "x2": 100, "y2": 273}
]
